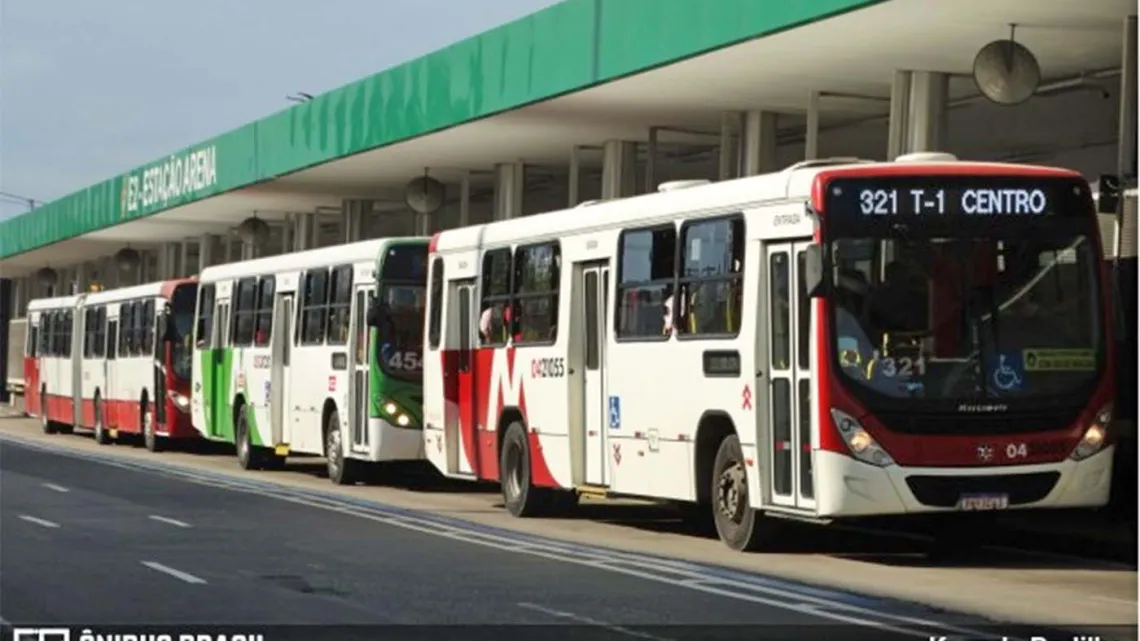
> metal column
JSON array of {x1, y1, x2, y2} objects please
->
[
  {"x1": 492, "y1": 162, "x2": 524, "y2": 220},
  {"x1": 180, "y1": 241, "x2": 192, "y2": 277},
  {"x1": 601, "y1": 140, "x2": 636, "y2": 200},
  {"x1": 906, "y1": 71, "x2": 948, "y2": 153},
  {"x1": 740, "y1": 110, "x2": 778, "y2": 176}
]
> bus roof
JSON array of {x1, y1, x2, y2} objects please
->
[
  {"x1": 27, "y1": 293, "x2": 84, "y2": 312},
  {"x1": 199, "y1": 236, "x2": 428, "y2": 284},
  {"x1": 84, "y1": 278, "x2": 195, "y2": 306},
  {"x1": 432, "y1": 157, "x2": 1085, "y2": 253}
]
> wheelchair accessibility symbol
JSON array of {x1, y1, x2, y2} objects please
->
[
  {"x1": 608, "y1": 396, "x2": 621, "y2": 430},
  {"x1": 991, "y1": 354, "x2": 1024, "y2": 391}
]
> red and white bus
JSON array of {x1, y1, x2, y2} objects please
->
[
  {"x1": 26, "y1": 279, "x2": 200, "y2": 451},
  {"x1": 422, "y1": 152, "x2": 1117, "y2": 551}
]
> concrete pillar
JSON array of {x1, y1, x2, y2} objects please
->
[
  {"x1": 75, "y1": 263, "x2": 90, "y2": 293},
  {"x1": 280, "y1": 218, "x2": 293, "y2": 255},
  {"x1": 199, "y1": 234, "x2": 216, "y2": 273},
  {"x1": 492, "y1": 162, "x2": 524, "y2": 221},
  {"x1": 294, "y1": 214, "x2": 316, "y2": 252},
  {"x1": 718, "y1": 113, "x2": 739, "y2": 181},
  {"x1": 601, "y1": 140, "x2": 637, "y2": 200},
  {"x1": 740, "y1": 110, "x2": 778, "y2": 176},
  {"x1": 459, "y1": 173, "x2": 471, "y2": 227},
  {"x1": 180, "y1": 241, "x2": 192, "y2": 277},
  {"x1": 804, "y1": 91, "x2": 822, "y2": 161},
  {"x1": 240, "y1": 240, "x2": 256, "y2": 261},
  {"x1": 906, "y1": 71, "x2": 949, "y2": 153},
  {"x1": 342, "y1": 200, "x2": 371, "y2": 244},
  {"x1": 886, "y1": 70, "x2": 912, "y2": 160}
]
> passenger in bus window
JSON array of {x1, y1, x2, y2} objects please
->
[{"x1": 662, "y1": 293, "x2": 674, "y2": 336}]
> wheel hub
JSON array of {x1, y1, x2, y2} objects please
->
[
  {"x1": 327, "y1": 430, "x2": 341, "y2": 476},
  {"x1": 504, "y1": 443, "x2": 522, "y2": 499},
  {"x1": 716, "y1": 463, "x2": 746, "y2": 522}
]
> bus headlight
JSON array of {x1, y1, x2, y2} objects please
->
[
  {"x1": 830, "y1": 408, "x2": 895, "y2": 467},
  {"x1": 380, "y1": 398, "x2": 416, "y2": 428},
  {"x1": 168, "y1": 391, "x2": 190, "y2": 413},
  {"x1": 1070, "y1": 404, "x2": 1111, "y2": 461}
]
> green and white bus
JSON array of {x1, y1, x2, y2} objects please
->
[{"x1": 191, "y1": 237, "x2": 429, "y2": 484}]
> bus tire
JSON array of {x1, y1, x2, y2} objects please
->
[
  {"x1": 40, "y1": 386, "x2": 56, "y2": 435},
  {"x1": 236, "y1": 405, "x2": 261, "y2": 471},
  {"x1": 500, "y1": 421, "x2": 548, "y2": 517},
  {"x1": 326, "y1": 409, "x2": 359, "y2": 485},
  {"x1": 712, "y1": 434, "x2": 773, "y2": 552},
  {"x1": 143, "y1": 403, "x2": 162, "y2": 453},
  {"x1": 93, "y1": 395, "x2": 111, "y2": 445}
]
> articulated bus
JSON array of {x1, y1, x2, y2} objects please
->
[
  {"x1": 192, "y1": 237, "x2": 429, "y2": 484},
  {"x1": 423, "y1": 152, "x2": 1117, "y2": 551},
  {"x1": 25, "y1": 279, "x2": 200, "y2": 450}
]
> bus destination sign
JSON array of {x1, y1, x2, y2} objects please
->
[{"x1": 824, "y1": 175, "x2": 1089, "y2": 221}]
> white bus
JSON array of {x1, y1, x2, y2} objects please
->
[
  {"x1": 192, "y1": 237, "x2": 431, "y2": 484},
  {"x1": 25, "y1": 278, "x2": 200, "y2": 450},
  {"x1": 423, "y1": 154, "x2": 1117, "y2": 551}
]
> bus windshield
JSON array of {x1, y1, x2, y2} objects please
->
[
  {"x1": 170, "y1": 283, "x2": 198, "y2": 381},
  {"x1": 375, "y1": 244, "x2": 428, "y2": 382},
  {"x1": 824, "y1": 174, "x2": 1105, "y2": 409}
]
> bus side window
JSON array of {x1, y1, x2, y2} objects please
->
[
  {"x1": 232, "y1": 278, "x2": 258, "y2": 346},
  {"x1": 513, "y1": 242, "x2": 560, "y2": 344},
  {"x1": 254, "y1": 277, "x2": 275, "y2": 347},
  {"x1": 195, "y1": 284, "x2": 216, "y2": 348},
  {"x1": 616, "y1": 225, "x2": 677, "y2": 339},
  {"x1": 63, "y1": 310, "x2": 73, "y2": 359},
  {"x1": 300, "y1": 269, "x2": 330, "y2": 346},
  {"x1": 107, "y1": 320, "x2": 119, "y2": 361},
  {"x1": 142, "y1": 300, "x2": 155, "y2": 355},
  {"x1": 427, "y1": 257, "x2": 444, "y2": 350},
  {"x1": 27, "y1": 321, "x2": 38, "y2": 358},
  {"x1": 480, "y1": 248, "x2": 513, "y2": 345},
  {"x1": 327, "y1": 265, "x2": 352, "y2": 346},
  {"x1": 677, "y1": 215, "x2": 745, "y2": 338},
  {"x1": 95, "y1": 307, "x2": 107, "y2": 358}
]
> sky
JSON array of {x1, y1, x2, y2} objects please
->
[{"x1": 0, "y1": 0, "x2": 562, "y2": 219}]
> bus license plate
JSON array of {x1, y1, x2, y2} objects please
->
[{"x1": 956, "y1": 493, "x2": 1009, "y2": 511}]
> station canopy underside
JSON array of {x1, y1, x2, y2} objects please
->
[{"x1": 0, "y1": 0, "x2": 1132, "y2": 278}]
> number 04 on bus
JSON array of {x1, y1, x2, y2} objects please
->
[{"x1": 422, "y1": 154, "x2": 1116, "y2": 552}]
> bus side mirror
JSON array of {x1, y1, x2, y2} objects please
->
[
  {"x1": 1098, "y1": 174, "x2": 1121, "y2": 214},
  {"x1": 162, "y1": 316, "x2": 177, "y2": 342},
  {"x1": 366, "y1": 301, "x2": 382, "y2": 328},
  {"x1": 803, "y1": 245, "x2": 827, "y2": 298}
]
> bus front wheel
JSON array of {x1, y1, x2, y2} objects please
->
[
  {"x1": 500, "y1": 421, "x2": 553, "y2": 517},
  {"x1": 711, "y1": 435, "x2": 776, "y2": 552},
  {"x1": 236, "y1": 406, "x2": 260, "y2": 471},
  {"x1": 40, "y1": 387, "x2": 56, "y2": 435},
  {"x1": 326, "y1": 409, "x2": 360, "y2": 485},
  {"x1": 93, "y1": 395, "x2": 111, "y2": 445}
]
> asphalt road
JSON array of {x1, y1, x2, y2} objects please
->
[{"x1": 0, "y1": 439, "x2": 961, "y2": 639}]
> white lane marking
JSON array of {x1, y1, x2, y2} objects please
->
[
  {"x1": 149, "y1": 514, "x2": 191, "y2": 528},
  {"x1": 141, "y1": 561, "x2": 206, "y2": 585},
  {"x1": 1088, "y1": 594, "x2": 1135, "y2": 605},
  {"x1": 42, "y1": 482, "x2": 69, "y2": 493},
  {"x1": 517, "y1": 602, "x2": 674, "y2": 641},
  {"x1": 18, "y1": 515, "x2": 60, "y2": 529},
  {"x1": 0, "y1": 433, "x2": 1012, "y2": 638}
]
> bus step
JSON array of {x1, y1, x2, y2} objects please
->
[
  {"x1": 575, "y1": 485, "x2": 609, "y2": 500},
  {"x1": 274, "y1": 444, "x2": 290, "y2": 456}
]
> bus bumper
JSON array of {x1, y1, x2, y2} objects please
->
[
  {"x1": 813, "y1": 446, "x2": 1115, "y2": 518},
  {"x1": 356, "y1": 418, "x2": 425, "y2": 462}
]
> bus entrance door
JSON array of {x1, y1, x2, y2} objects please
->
[
  {"x1": 449, "y1": 280, "x2": 478, "y2": 477},
  {"x1": 763, "y1": 241, "x2": 816, "y2": 512},
  {"x1": 576, "y1": 261, "x2": 610, "y2": 487},
  {"x1": 269, "y1": 294, "x2": 294, "y2": 449},
  {"x1": 348, "y1": 287, "x2": 372, "y2": 455}
]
